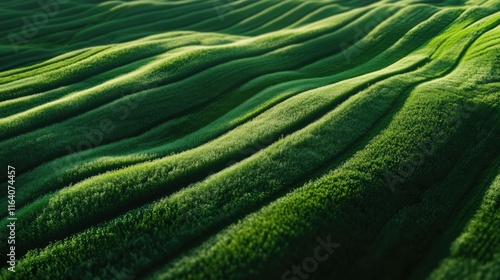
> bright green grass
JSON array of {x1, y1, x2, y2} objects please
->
[
  {"x1": 0, "y1": 3, "x2": 448, "y2": 215},
  {"x1": 0, "y1": 0, "x2": 499, "y2": 279}
]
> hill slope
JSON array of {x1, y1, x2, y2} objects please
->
[{"x1": 0, "y1": 0, "x2": 499, "y2": 279}]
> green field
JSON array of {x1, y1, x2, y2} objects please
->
[{"x1": 0, "y1": 0, "x2": 499, "y2": 279}]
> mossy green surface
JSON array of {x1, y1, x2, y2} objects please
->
[{"x1": 0, "y1": 0, "x2": 499, "y2": 279}]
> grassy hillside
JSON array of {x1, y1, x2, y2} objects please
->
[{"x1": 0, "y1": 0, "x2": 498, "y2": 279}]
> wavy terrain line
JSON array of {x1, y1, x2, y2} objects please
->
[{"x1": 0, "y1": 0, "x2": 499, "y2": 279}]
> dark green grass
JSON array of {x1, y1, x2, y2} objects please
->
[{"x1": 0, "y1": 0, "x2": 499, "y2": 279}]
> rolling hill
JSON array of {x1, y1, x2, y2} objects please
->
[{"x1": 0, "y1": 0, "x2": 499, "y2": 279}]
